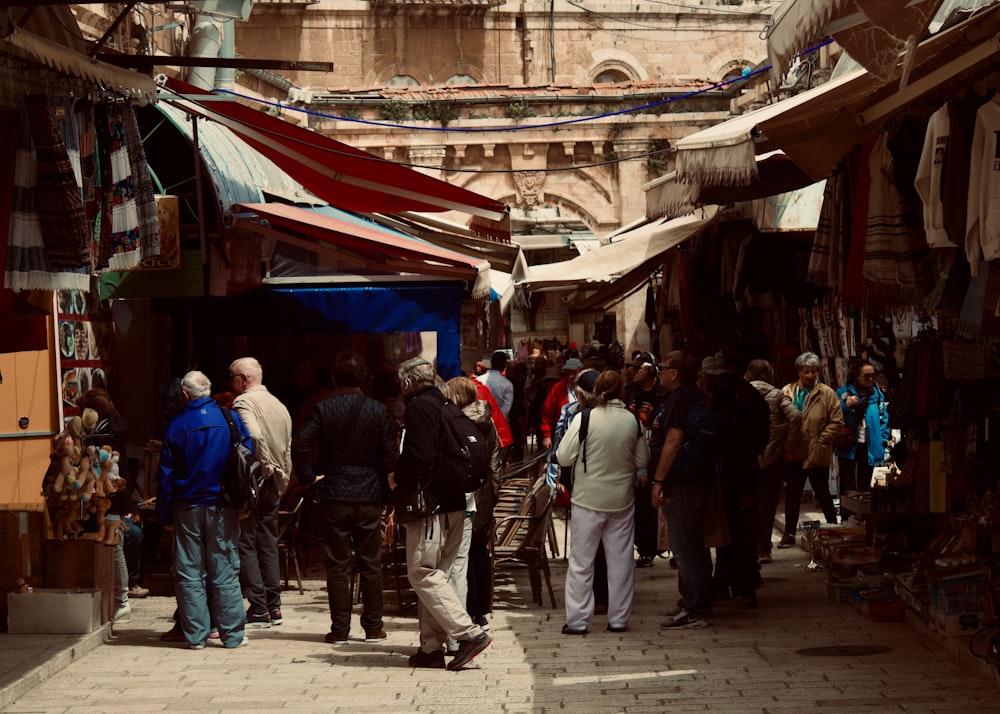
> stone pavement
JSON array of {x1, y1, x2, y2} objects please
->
[{"x1": 2, "y1": 509, "x2": 999, "y2": 713}]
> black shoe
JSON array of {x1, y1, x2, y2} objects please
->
[
  {"x1": 447, "y1": 632, "x2": 492, "y2": 670},
  {"x1": 606, "y1": 625, "x2": 628, "y2": 633},
  {"x1": 269, "y1": 609, "x2": 283, "y2": 626},
  {"x1": 408, "y1": 649, "x2": 446, "y2": 668},
  {"x1": 635, "y1": 556, "x2": 654, "y2": 568},
  {"x1": 246, "y1": 611, "x2": 271, "y2": 628},
  {"x1": 472, "y1": 615, "x2": 490, "y2": 629},
  {"x1": 668, "y1": 557, "x2": 678, "y2": 569},
  {"x1": 777, "y1": 534, "x2": 796, "y2": 549},
  {"x1": 561, "y1": 624, "x2": 588, "y2": 635}
]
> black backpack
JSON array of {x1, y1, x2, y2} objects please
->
[
  {"x1": 432, "y1": 399, "x2": 490, "y2": 495},
  {"x1": 672, "y1": 390, "x2": 723, "y2": 480},
  {"x1": 218, "y1": 406, "x2": 263, "y2": 513}
]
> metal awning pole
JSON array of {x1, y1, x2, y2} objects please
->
[{"x1": 192, "y1": 116, "x2": 210, "y2": 293}]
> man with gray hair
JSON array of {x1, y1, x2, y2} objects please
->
[
  {"x1": 230, "y1": 357, "x2": 293, "y2": 628},
  {"x1": 394, "y1": 357, "x2": 492, "y2": 671},
  {"x1": 778, "y1": 352, "x2": 843, "y2": 548},
  {"x1": 156, "y1": 370, "x2": 252, "y2": 649}
]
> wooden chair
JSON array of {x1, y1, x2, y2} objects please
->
[
  {"x1": 490, "y1": 476, "x2": 557, "y2": 608},
  {"x1": 276, "y1": 494, "x2": 306, "y2": 595}
]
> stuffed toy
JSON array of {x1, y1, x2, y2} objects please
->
[
  {"x1": 96, "y1": 510, "x2": 124, "y2": 546},
  {"x1": 74, "y1": 445, "x2": 98, "y2": 502},
  {"x1": 80, "y1": 407, "x2": 99, "y2": 433},
  {"x1": 52, "y1": 506, "x2": 84, "y2": 540}
]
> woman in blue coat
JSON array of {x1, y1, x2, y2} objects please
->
[{"x1": 835, "y1": 361, "x2": 889, "y2": 494}]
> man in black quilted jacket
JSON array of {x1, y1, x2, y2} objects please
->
[
  {"x1": 394, "y1": 357, "x2": 492, "y2": 671},
  {"x1": 292, "y1": 352, "x2": 397, "y2": 645}
]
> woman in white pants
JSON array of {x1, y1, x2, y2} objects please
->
[{"x1": 556, "y1": 370, "x2": 650, "y2": 634}]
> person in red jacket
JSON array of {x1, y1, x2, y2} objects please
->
[
  {"x1": 474, "y1": 380, "x2": 513, "y2": 450},
  {"x1": 540, "y1": 358, "x2": 583, "y2": 449}
]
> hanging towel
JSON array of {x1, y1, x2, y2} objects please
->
[{"x1": 122, "y1": 103, "x2": 159, "y2": 262}]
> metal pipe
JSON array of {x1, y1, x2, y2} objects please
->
[{"x1": 187, "y1": 15, "x2": 220, "y2": 90}]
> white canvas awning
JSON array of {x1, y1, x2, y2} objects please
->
[
  {"x1": 673, "y1": 2, "x2": 1000, "y2": 187},
  {"x1": 515, "y1": 206, "x2": 719, "y2": 291}
]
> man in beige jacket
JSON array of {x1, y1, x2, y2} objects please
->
[
  {"x1": 777, "y1": 352, "x2": 843, "y2": 548},
  {"x1": 230, "y1": 357, "x2": 293, "y2": 626}
]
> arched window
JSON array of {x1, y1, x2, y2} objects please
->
[
  {"x1": 594, "y1": 69, "x2": 629, "y2": 85},
  {"x1": 387, "y1": 75, "x2": 420, "y2": 88},
  {"x1": 446, "y1": 74, "x2": 478, "y2": 86}
]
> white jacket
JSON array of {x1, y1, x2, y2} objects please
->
[
  {"x1": 915, "y1": 104, "x2": 957, "y2": 249},
  {"x1": 966, "y1": 95, "x2": 1000, "y2": 275},
  {"x1": 556, "y1": 400, "x2": 649, "y2": 513},
  {"x1": 233, "y1": 385, "x2": 293, "y2": 497}
]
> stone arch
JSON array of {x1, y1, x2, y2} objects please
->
[
  {"x1": 437, "y1": 61, "x2": 486, "y2": 86},
  {"x1": 375, "y1": 64, "x2": 426, "y2": 87},
  {"x1": 714, "y1": 58, "x2": 756, "y2": 86},
  {"x1": 587, "y1": 49, "x2": 649, "y2": 85}
]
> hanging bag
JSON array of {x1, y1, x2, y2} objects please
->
[{"x1": 218, "y1": 406, "x2": 263, "y2": 514}]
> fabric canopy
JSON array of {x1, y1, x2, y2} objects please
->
[
  {"x1": 767, "y1": 0, "x2": 945, "y2": 83},
  {"x1": 644, "y1": 151, "x2": 814, "y2": 219},
  {"x1": 162, "y1": 77, "x2": 508, "y2": 226},
  {"x1": 5, "y1": 25, "x2": 156, "y2": 99},
  {"x1": 674, "y1": 2, "x2": 1000, "y2": 187},
  {"x1": 230, "y1": 202, "x2": 492, "y2": 296},
  {"x1": 515, "y1": 206, "x2": 719, "y2": 291}
]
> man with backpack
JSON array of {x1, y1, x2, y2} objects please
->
[
  {"x1": 393, "y1": 357, "x2": 492, "y2": 671},
  {"x1": 650, "y1": 350, "x2": 716, "y2": 629}
]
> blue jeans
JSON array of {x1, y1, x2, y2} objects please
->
[
  {"x1": 123, "y1": 516, "x2": 143, "y2": 586},
  {"x1": 662, "y1": 481, "x2": 713, "y2": 618},
  {"x1": 173, "y1": 504, "x2": 245, "y2": 647}
]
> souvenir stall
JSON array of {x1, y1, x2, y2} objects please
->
[
  {"x1": 636, "y1": 0, "x2": 1000, "y2": 647},
  {"x1": 0, "y1": 6, "x2": 159, "y2": 630}
]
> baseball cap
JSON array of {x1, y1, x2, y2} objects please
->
[
  {"x1": 576, "y1": 369, "x2": 599, "y2": 393},
  {"x1": 701, "y1": 355, "x2": 731, "y2": 375},
  {"x1": 562, "y1": 357, "x2": 584, "y2": 371}
]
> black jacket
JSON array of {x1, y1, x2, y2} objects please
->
[
  {"x1": 394, "y1": 386, "x2": 466, "y2": 514},
  {"x1": 292, "y1": 392, "x2": 398, "y2": 503}
]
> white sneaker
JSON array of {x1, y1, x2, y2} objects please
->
[
  {"x1": 228, "y1": 634, "x2": 250, "y2": 649},
  {"x1": 113, "y1": 602, "x2": 132, "y2": 622}
]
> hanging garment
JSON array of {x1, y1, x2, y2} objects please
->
[
  {"x1": 863, "y1": 130, "x2": 921, "y2": 290},
  {"x1": 914, "y1": 104, "x2": 957, "y2": 248},
  {"x1": 843, "y1": 134, "x2": 878, "y2": 305},
  {"x1": 965, "y1": 95, "x2": 1000, "y2": 275},
  {"x1": 5, "y1": 103, "x2": 90, "y2": 292},
  {"x1": 26, "y1": 94, "x2": 91, "y2": 272},
  {"x1": 943, "y1": 92, "x2": 987, "y2": 250},
  {"x1": 96, "y1": 103, "x2": 140, "y2": 271},
  {"x1": 52, "y1": 95, "x2": 82, "y2": 196},
  {"x1": 121, "y1": 103, "x2": 159, "y2": 262}
]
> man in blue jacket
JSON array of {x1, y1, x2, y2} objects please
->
[{"x1": 157, "y1": 370, "x2": 253, "y2": 650}]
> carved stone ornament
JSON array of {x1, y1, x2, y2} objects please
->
[{"x1": 513, "y1": 171, "x2": 545, "y2": 207}]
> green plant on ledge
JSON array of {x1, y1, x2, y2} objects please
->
[
  {"x1": 377, "y1": 99, "x2": 411, "y2": 123},
  {"x1": 505, "y1": 99, "x2": 537, "y2": 120}
]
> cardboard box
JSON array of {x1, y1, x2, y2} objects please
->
[
  {"x1": 45, "y1": 539, "x2": 114, "y2": 623},
  {"x1": 0, "y1": 506, "x2": 47, "y2": 629},
  {"x1": 7, "y1": 588, "x2": 102, "y2": 634}
]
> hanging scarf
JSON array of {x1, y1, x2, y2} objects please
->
[
  {"x1": 26, "y1": 93, "x2": 91, "y2": 272},
  {"x1": 122, "y1": 103, "x2": 159, "y2": 262},
  {"x1": 4, "y1": 103, "x2": 89, "y2": 292},
  {"x1": 863, "y1": 131, "x2": 918, "y2": 290},
  {"x1": 52, "y1": 95, "x2": 82, "y2": 196},
  {"x1": 96, "y1": 103, "x2": 140, "y2": 271}
]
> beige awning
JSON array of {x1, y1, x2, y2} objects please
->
[
  {"x1": 5, "y1": 25, "x2": 156, "y2": 99},
  {"x1": 644, "y1": 151, "x2": 814, "y2": 219},
  {"x1": 767, "y1": 0, "x2": 945, "y2": 83},
  {"x1": 674, "y1": 2, "x2": 1000, "y2": 187},
  {"x1": 515, "y1": 206, "x2": 719, "y2": 291}
]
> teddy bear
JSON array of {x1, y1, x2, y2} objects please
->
[
  {"x1": 52, "y1": 506, "x2": 84, "y2": 540},
  {"x1": 73, "y1": 445, "x2": 99, "y2": 502}
]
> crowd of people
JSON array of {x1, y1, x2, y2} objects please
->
[{"x1": 102, "y1": 341, "x2": 888, "y2": 666}]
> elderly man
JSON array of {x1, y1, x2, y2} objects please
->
[
  {"x1": 230, "y1": 357, "x2": 293, "y2": 628},
  {"x1": 394, "y1": 357, "x2": 492, "y2": 671},
  {"x1": 540, "y1": 357, "x2": 584, "y2": 449},
  {"x1": 156, "y1": 370, "x2": 251, "y2": 649},
  {"x1": 778, "y1": 351, "x2": 843, "y2": 547}
]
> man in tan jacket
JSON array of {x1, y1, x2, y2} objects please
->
[
  {"x1": 777, "y1": 352, "x2": 843, "y2": 548},
  {"x1": 230, "y1": 357, "x2": 293, "y2": 626}
]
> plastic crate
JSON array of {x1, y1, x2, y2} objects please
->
[
  {"x1": 828, "y1": 577, "x2": 866, "y2": 605},
  {"x1": 868, "y1": 597, "x2": 906, "y2": 622}
]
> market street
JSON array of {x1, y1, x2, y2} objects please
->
[{"x1": 2, "y1": 514, "x2": 997, "y2": 714}]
